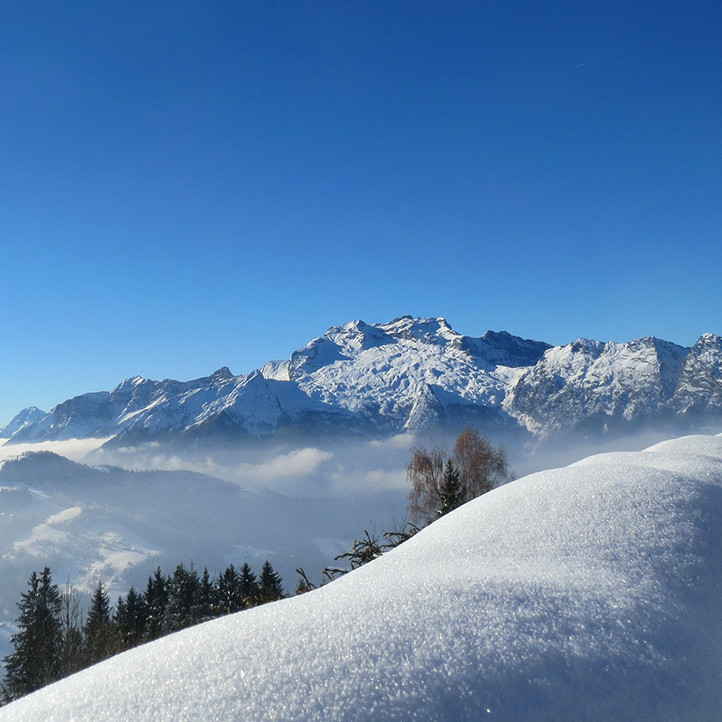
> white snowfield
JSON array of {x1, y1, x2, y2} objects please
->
[{"x1": 3, "y1": 434, "x2": 722, "y2": 721}]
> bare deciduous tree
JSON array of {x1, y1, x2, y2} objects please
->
[
  {"x1": 407, "y1": 428, "x2": 511, "y2": 526},
  {"x1": 453, "y1": 427, "x2": 511, "y2": 502},
  {"x1": 60, "y1": 582, "x2": 85, "y2": 677},
  {"x1": 407, "y1": 444, "x2": 446, "y2": 526}
]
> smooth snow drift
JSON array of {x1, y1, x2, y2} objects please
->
[{"x1": 3, "y1": 434, "x2": 722, "y2": 721}]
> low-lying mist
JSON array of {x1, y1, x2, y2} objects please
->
[
  {"x1": 2, "y1": 424, "x2": 704, "y2": 501},
  {"x1": 0, "y1": 437, "x2": 111, "y2": 464},
  {"x1": 83, "y1": 433, "x2": 420, "y2": 498}
]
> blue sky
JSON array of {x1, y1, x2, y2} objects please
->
[{"x1": 0, "y1": 1, "x2": 720, "y2": 425}]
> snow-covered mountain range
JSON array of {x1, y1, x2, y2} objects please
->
[{"x1": 3, "y1": 317, "x2": 721, "y2": 447}]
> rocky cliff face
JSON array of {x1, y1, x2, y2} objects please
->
[
  {"x1": 505, "y1": 336, "x2": 691, "y2": 437},
  {"x1": 2, "y1": 317, "x2": 720, "y2": 446},
  {"x1": 670, "y1": 333, "x2": 722, "y2": 417}
]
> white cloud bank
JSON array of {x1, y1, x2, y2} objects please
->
[
  {"x1": 0, "y1": 438, "x2": 110, "y2": 464},
  {"x1": 4, "y1": 433, "x2": 722, "y2": 721},
  {"x1": 237, "y1": 447, "x2": 334, "y2": 481},
  {"x1": 85, "y1": 436, "x2": 415, "y2": 496}
]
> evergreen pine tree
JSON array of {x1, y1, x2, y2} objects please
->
[
  {"x1": 438, "y1": 459, "x2": 464, "y2": 516},
  {"x1": 83, "y1": 581, "x2": 116, "y2": 665},
  {"x1": 2, "y1": 567, "x2": 63, "y2": 702},
  {"x1": 114, "y1": 587, "x2": 146, "y2": 651},
  {"x1": 197, "y1": 568, "x2": 215, "y2": 623},
  {"x1": 114, "y1": 595, "x2": 127, "y2": 645},
  {"x1": 257, "y1": 560, "x2": 284, "y2": 604},
  {"x1": 143, "y1": 568, "x2": 168, "y2": 641},
  {"x1": 215, "y1": 564, "x2": 244, "y2": 615},
  {"x1": 164, "y1": 563, "x2": 201, "y2": 633},
  {"x1": 238, "y1": 563, "x2": 259, "y2": 606}
]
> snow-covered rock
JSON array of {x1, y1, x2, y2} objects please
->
[
  {"x1": 671, "y1": 333, "x2": 722, "y2": 417},
  {"x1": 3, "y1": 433, "x2": 722, "y2": 721},
  {"x1": 506, "y1": 336, "x2": 690, "y2": 437}
]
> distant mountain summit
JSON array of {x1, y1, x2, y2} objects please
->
[
  {"x1": 2, "y1": 317, "x2": 720, "y2": 446},
  {"x1": 1, "y1": 406, "x2": 47, "y2": 437}
]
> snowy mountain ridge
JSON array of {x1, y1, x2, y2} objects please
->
[{"x1": 3, "y1": 317, "x2": 721, "y2": 446}]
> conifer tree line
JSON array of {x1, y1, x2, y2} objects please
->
[{"x1": 1, "y1": 559, "x2": 285, "y2": 704}]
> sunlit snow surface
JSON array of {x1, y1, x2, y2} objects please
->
[{"x1": 3, "y1": 434, "x2": 722, "y2": 721}]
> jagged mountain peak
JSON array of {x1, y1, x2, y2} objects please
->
[
  {"x1": 540, "y1": 335, "x2": 689, "y2": 365},
  {"x1": 672, "y1": 333, "x2": 722, "y2": 415},
  {"x1": 290, "y1": 316, "x2": 549, "y2": 376},
  {"x1": 301, "y1": 316, "x2": 459, "y2": 359},
  {"x1": 260, "y1": 360, "x2": 291, "y2": 381},
  {"x1": 507, "y1": 333, "x2": 694, "y2": 437},
  {"x1": 567, "y1": 337, "x2": 606, "y2": 355},
  {"x1": 288, "y1": 316, "x2": 457, "y2": 379},
  {"x1": 692, "y1": 332, "x2": 722, "y2": 350},
  {"x1": 1, "y1": 406, "x2": 48, "y2": 438},
  {"x1": 111, "y1": 375, "x2": 150, "y2": 395},
  {"x1": 378, "y1": 315, "x2": 460, "y2": 346},
  {"x1": 324, "y1": 319, "x2": 393, "y2": 352},
  {"x1": 466, "y1": 330, "x2": 552, "y2": 368},
  {"x1": 209, "y1": 366, "x2": 236, "y2": 382}
]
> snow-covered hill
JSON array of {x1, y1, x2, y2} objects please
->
[
  {"x1": 5, "y1": 316, "x2": 718, "y2": 448},
  {"x1": 3, "y1": 433, "x2": 721, "y2": 721}
]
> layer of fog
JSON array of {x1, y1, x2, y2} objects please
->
[
  {"x1": 82, "y1": 434, "x2": 420, "y2": 498},
  {"x1": 0, "y1": 438, "x2": 111, "y2": 464},
  {"x1": 1, "y1": 425, "x2": 700, "y2": 500}
]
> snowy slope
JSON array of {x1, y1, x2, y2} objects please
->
[{"x1": 3, "y1": 434, "x2": 722, "y2": 721}]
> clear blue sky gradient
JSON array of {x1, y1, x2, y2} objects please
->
[{"x1": 1, "y1": 1, "x2": 720, "y2": 424}]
